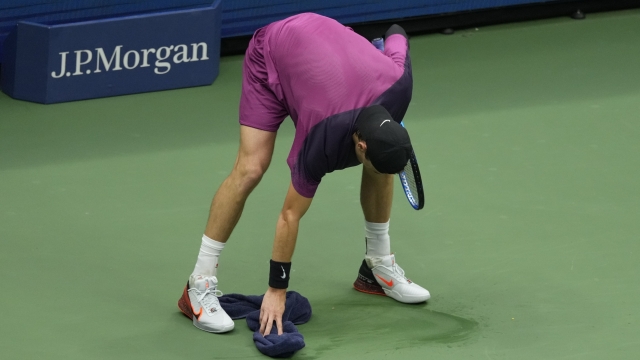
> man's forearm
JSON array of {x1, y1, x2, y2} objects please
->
[
  {"x1": 271, "y1": 210, "x2": 300, "y2": 262},
  {"x1": 270, "y1": 182, "x2": 313, "y2": 264}
]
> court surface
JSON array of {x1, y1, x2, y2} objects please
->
[{"x1": 1, "y1": 9, "x2": 639, "y2": 360}]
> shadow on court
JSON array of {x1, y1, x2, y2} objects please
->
[{"x1": 295, "y1": 300, "x2": 478, "y2": 358}]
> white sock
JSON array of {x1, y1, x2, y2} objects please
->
[
  {"x1": 365, "y1": 220, "x2": 391, "y2": 258},
  {"x1": 192, "y1": 234, "x2": 226, "y2": 277}
]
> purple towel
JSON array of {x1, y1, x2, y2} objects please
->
[{"x1": 219, "y1": 291, "x2": 312, "y2": 358}]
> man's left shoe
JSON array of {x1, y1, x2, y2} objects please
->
[
  {"x1": 353, "y1": 254, "x2": 430, "y2": 303},
  {"x1": 177, "y1": 275, "x2": 234, "y2": 333}
]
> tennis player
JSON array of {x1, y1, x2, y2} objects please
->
[{"x1": 177, "y1": 13, "x2": 430, "y2": 335}]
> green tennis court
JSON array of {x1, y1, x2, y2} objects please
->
[{"x1": 1, "y1": 9, "x2": 639, "y2": 359}]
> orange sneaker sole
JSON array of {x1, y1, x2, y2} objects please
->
[{"x1": 353, "y1": 277, "x2": 387, "y2": 296}]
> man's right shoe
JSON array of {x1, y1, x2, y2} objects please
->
[
  {"x1": 353, "y1": 254, "x2": 431, "y2": 304},
  {"x1": 177, "y1": 275, "x2": 234, "y2": 333}
]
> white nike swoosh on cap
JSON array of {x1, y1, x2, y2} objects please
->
[{"x1": 380, "y1": 119, "x2": 391, "y2": 126}]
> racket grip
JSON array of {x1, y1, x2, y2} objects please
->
[{"x1": 372, "y1": 37, "x2": 384, "y2": 52}]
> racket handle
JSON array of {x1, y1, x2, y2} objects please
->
[{"x1": 372, "y1": 37, "x2": 384, "y2": 52}]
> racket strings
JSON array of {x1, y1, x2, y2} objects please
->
[{"x1": 403, "y1": 162, "x2": 419, "y2": 198}]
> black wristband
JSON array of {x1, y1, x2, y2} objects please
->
[{"x1": 269, "y1": 260, "x2": 291, "y2": 289}]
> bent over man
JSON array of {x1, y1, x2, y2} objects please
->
[{"x1": 177, "y1": 12, "x2": 430, "y2": 336}]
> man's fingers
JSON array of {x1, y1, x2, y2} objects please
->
[
  {"x1": 259, "y1": 311, "x2": 266, "y2": 335},
  {"x1": 263, "y1": 316, "x2": 274, "y2": 337},
  {"x1": 259, "y1": 289, "x2": 286, "y2": 336},
  {"x1": 276, "y1": 317, "x2": 284, "y2": 336}
]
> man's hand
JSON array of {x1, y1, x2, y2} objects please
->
[{"x1": 259, "y1": 287, "x2": 287, "y2": 336}]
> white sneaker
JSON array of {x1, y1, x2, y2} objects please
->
[
  {"x1": 353, "y1": 254, "x2": 431, "y2": 303},
  {"x1": 177, "y1": 275, "x2": 234, "y2": 333}
]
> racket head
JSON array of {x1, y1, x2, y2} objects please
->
[
  {"x1": 397, "y1": 121, "x2": 424, "y2": 210},
  {"x1": 398, "y1": 151, "x2": 424, "y2": 210}
]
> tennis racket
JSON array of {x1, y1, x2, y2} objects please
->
[
  {"x1": 372, "y1": 38, "x2": 425, "y2": 210},
  {"x1": 398, "y1": 122, "x2": 424, "y2": 210}
]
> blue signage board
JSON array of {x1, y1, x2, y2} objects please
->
[{"x1": 1, "y1": 0, "x2": 221, "y2": 104}]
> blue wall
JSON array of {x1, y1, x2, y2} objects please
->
[
  {"x1": 222, "y1": 0, "x2": 552, "y2": 37},
  {"x1": 0, "y1": 0, "x2": 553, "y2": 62}
]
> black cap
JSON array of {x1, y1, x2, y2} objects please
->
[{"x1": 355, "y1": 105, "x2": 412, "y2": 174}]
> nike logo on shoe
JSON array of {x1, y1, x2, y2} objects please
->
[
  {"x1": 192, "y1": 305, "x2": 203, "y2": 320},
  {"x1": 376, "y1": 274, "x2": 394, "y2": 287}
]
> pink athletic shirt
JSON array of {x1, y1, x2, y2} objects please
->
[{"x1": 239, "y1": 13, "x2": 412, "y2": 198}]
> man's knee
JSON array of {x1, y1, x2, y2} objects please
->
[
  {"x1": 231, "y1": 126, "x2": 276, "y2": 194},
  {"x1": 233, "y1": 160, "x2": 268, "y2": 193}
]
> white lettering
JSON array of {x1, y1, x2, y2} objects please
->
[
  {"x1": 123, "y1": 50, "x2": 140, "y2": 69},
  {"x1": 155, "y1": 46, "x2": 173, "y2": 75},
  {"x1": 73, "y1": 50, "x2": 93, "y2": 76},
  {"x1": 51, "y1": 41, "x2": 210, "y2": 79},
  {"x1": 173, "y1": 44, "x2": 190, "y2": 63},
  {"x1": 95, "y1": 46, "x2": 123, "y2": 73},
  {"x1": 51, "y1": 52, "x2": 69, "y2": 78},
  {"x1": 190, "y1": 42, "x2": 209, "y2": 61},
  {"x1": 141, "y1": 49, "x2": 155, "y2": 68}
]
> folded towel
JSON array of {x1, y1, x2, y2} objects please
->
[{"x1": 219, "y1": 291, "x2": 312, "y2": 358}]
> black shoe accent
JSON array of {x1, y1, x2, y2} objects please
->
[
  {"x1": 357, "y1": 259, "x2": 377, "y2": 285},
  {"x1": 354, "y1": 259, "x2": 386, "y2": 296}
]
